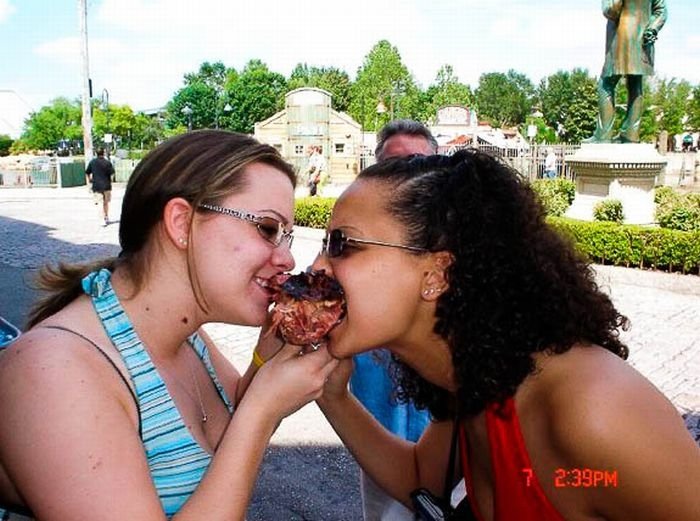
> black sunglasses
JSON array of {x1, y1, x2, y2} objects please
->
[
  {"x1": 321, "y1": 228, "x2": 427, "y2": 258},
  {"x1": 199, "y1": 203, "x2": 294, "y2": 248}
]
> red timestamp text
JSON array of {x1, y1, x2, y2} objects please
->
[
  {"x1": 554, "y1": 468, "x2": 618, "y2": 488},
  {"x1": 521, "y1": 468, "x2": 618, "y2": 488}
]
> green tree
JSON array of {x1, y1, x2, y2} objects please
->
[
  {"x1": 475, "y1": 70, "x2": 535, "y2": 128},
  {"x1": 21, "y1": 97, "x2": 83, "y2": 151},
  {"x1": 537, "y1": 69, "x2": 597, "y2": 143},
  {"x1": 349, "y1": 40, "x2": 422, "y2": 131},
  {"x1": 421, "y1": 65, "x2": 474, "y2": 122},
  {"x1": 184, "y1": 61, "x2": 232, "y2": 92},
  {"x1": 0, "y1": 134, "x2": 13, "y2": 156},
  {"x1": 166, "y1": 82, "x2": 218, "y2": 130},
  {"x1": 287, "y1": 64, "x2": 352, "y2": 112},
  {"x1": 636, "y1": 78, "x2": 693, "y2": 143},
  {"x1": 688, "y1": 84, "x2": 700, "y2": 131},
  {"x1": 221, "y1": 59, "x2": 287, "y2": 134}
]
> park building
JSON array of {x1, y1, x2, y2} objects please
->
[{"x1": 254, "y1": 87, "x2": 363, "y2": 186}]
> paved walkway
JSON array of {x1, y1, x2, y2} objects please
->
[{"x1": 0, "y1": 186, "x2": 698, "y2": 518}]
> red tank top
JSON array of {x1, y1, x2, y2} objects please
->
[{"x1": 458, "y1": 397, "x2": 565, "y2": 521}]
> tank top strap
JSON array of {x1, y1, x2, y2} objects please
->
[
  {"x1": 188, "y1": 333, "x2": 234, "y2": 413},
  {"x1": 81, "y1": 269, "x2": 156, "y2": 392}
]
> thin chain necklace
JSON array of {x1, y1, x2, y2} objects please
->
[
  {"x1": 187, "y1": 357, "x2": 208, "y2": 424},
  {"x1": 159, "y1": 354, "x2": 209, "y2": 425}
]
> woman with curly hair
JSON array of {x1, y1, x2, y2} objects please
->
[{"x1": 313, "y1": 150, "x2": 700, "y2": 520}]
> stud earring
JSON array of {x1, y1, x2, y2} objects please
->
[{"x1": 178, "y1": 237, "x2": 188, "y2": 246}]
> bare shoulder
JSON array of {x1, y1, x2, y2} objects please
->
[
  {"x1": 0, "y1": 325, "x2": 138, "y2": 429},
  {"x1": 528, "y1": 345, "x2": 700, "y2": 520},
  {"x1": 0, "y1": 328, "x2": 165, "y2": 518},
  {"x1": 530, "y1": 346, "x2": 685, "y2": 450}
]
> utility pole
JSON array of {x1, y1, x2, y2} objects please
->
[{"x1": 78, "y1": 0, "x2": 93, "y2": 164}]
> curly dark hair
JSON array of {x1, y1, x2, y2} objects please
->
[{"x1": 358, "y1": 149, "x2": 629, "y2": 420}]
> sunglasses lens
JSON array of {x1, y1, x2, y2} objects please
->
[
  {"x1": 257, "y1": 217, "x2": 283, "y2": 245},
  {"x1": 328, "y1": 229, "x2": 344, "y2": 257}
]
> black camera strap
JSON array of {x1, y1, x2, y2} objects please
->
[{"x1": 442, "y1": 418, "x2": 459, "y2": 502}]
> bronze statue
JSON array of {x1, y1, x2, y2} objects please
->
[{"x1": 588, "y1": 0, "x2": 667, "y2": 143}]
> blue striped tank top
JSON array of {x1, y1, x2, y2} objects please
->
[{"x1": 0, "y1": 269, "x2": 234, "y2": 519}]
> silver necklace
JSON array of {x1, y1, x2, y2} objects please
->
[{"x1": 187, "y1": 358, "x2": 208, "y2": 424}]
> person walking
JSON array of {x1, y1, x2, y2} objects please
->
[{"x1": 86, "y1": 147, "x2": 116, "y2": 225}]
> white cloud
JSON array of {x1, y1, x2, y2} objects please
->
[{"x1": 0, "y1": 0, "x2": 15, "y2": 23}]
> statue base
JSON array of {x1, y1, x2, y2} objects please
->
[{"x1": 564, "y1": 143, "x2": 667, "y2": 225}]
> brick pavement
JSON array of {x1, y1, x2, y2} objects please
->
[{"x1": 1, "y1": 186, "x2": 698, "y2": 448}]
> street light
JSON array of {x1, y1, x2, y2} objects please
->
[
  {"x1": 375, "y1": 100, "x2": 387, "y2": 131},
  {"x1": 216, "y1": 102, "x2": 232, "y2": 129},
  {"x1": 181, "y1": 105, "x2": 193, "y2": 132}
]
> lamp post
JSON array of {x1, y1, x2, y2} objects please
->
[
  {"x1": 181, "y1": 105, "x2": 193, "y2": 132},
  {"x1": 216, "y1": 103, "x2": 232, "y2": 129},
  {"x1": 375, "y1": 100, "x2": 387, "y2": 132}
]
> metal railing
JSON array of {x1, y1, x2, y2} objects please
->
[{"x1": 441, "y1": 142, "x2": 581, "y2": 182}]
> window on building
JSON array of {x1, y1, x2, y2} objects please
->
[
  {"x1": 335, "y1": 143, "x2": 345, "y2": 154},
  {"x1": 294, "y1": 145, "x2": 304, "y2": 155}
]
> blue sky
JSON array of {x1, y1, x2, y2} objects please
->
[{"x1": 1, "y1": 0, "x2": 699, "y2": 135}]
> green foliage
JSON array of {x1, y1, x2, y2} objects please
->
[
  {"x1": 421, "y1": 65, "x2": 474, "y2": 122},
  {"x1": 549, "y1": 217, "x2": 700, "y2": 274},
  {"x1": 184, "y1": 61, "x2": 232, "y2": 92},
  {"x1": 655, "y1": 187, "x2": 700, "y2": 232},
  {"x1": 688, "y1": 85, "x2": 700, "y2": 131},
  {"x1": 166, "y1": 82, "x2": 218, "y2": 130},
  {"x1": 21, "y1": 97, "x2": 82, "y2": 151},
  {"x1": 294, "y1": 197, "x2": 335, "y2": 228},
  {"x1": 640, "y1": 78, "x2": 695, "y2": 141},
  {"x1": 348, "y1": 40, "x2": 423, "y2": 131},
  {"x1": 9, "y1": 139, "x2": 30, "y2": 154},
  {"x1": 530, "y1": 178, "x2": 576, "y2": 217},
  {"x1": 593, "y1": 199, "x2": 624, "y2": 223},
  {"x1": 475, "y1": 70, "x2": 535, "y2": 128},
  {"x1": 221, "y1": 59, "x2": 287, "y2": 134},
  {"x1": 538, "y1": 69, "x2": 597, "y2": 142},
  {"x1": 0, "y1": 134, "x2": 13, "y2": 156},
  {"x1": 288, "y1": 64, "x2": 352, "y2": 112},
  {"x1": 654, "y1": 185, "x2": 677, "y2": 205}
]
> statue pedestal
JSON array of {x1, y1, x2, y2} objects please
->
[{"x1": 565, "y1": 144, "x2": 667, "y2": 225}]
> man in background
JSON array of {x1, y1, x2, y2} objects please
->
[
  {"x1": 351, "y1": 119, "x2": 438, "y2": 520},
  {"x1": 85, "y1": 147, "x2": 115, "y2": 226}
]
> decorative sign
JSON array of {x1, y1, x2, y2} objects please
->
[{"x1": 436, "y1": 106, "x2": 470, "y2": 125}]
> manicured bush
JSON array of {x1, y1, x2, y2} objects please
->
[
  {"x1": 549, "y1": 217, "x2": 700, "y2": 274},
  {"x1": 294, "y1": 197, "x2": 335, "y2": 228},
  {"x1": 530, "y1": 178, "x2": 576, "y2": 217},
  {"x1": 593, "y1": 199, "x2": 624, "y2": 223},
  {"x1": 655, "y1": 188, "x2": 700, "y2": 232}
]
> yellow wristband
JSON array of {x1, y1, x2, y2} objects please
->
[{"x1": 252, "y1": 350, "x2": 266, "y2": 369}]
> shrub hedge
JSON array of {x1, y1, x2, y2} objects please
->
[
  {"x1": 654, "y1": 187, "x2": 700, "y2": 232},
  {"x1": 530, "y1": 178, "x2": 576, "y2": 217},
  {"x1": 294, "y1": 197, "x2": 336, "y2": 228},
  {"x1": 549, "y1": 217, "x2": 700, "y2": 274},
  {"x1": 294, "y1": 198, "x2": 700, "y2": 275},
  {"x1": 593, "y1": 199, "x2": 624, "y2": 223}
]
